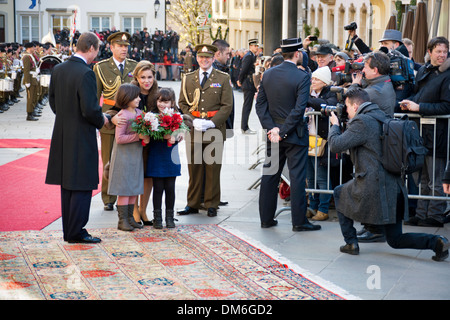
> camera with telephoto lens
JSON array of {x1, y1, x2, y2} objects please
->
[
  {"x1": 333, "y1": 57, "x2": 365, "y2": 86},
  {"x1": 320, "y1": 86, "x2": 349, "y2": 126}
]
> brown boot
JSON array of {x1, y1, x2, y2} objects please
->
[
  {"x1": 312, "y1": 210, "x2": 329, "y2": 221},
  {"x1": 128, "y1": 204, "x2": 143, "y2": 229},
  {"x1": 117, "y1": 205, "x2": 134, "y2": 231},
  {"x1": 306, "y1": 208, "x2": 317, "y2": 218}
]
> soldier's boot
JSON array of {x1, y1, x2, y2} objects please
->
[
  {"x1": 127, "y1": 204, "x2": 143, "y2": 229},
  {"x1": 165, "y1": 209, "x2": 176, "y2": 229},
  {"x1": 26, "y1": 112, "x2": 38, "y2": 121},
  {"x1": 117, "y1": 205, "x2": 134, "y2": 232},
  {"x1": 153, "y1": 210, "x2": 163, "y2": 229}
]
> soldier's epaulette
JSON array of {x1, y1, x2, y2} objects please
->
[
  {"x1": 185, "y1": 70, "x2": 197, "y2": 76},
  {"x1": 96, "y1": 59, "x2": 109, "y2": 65},
  {"x1": 214, "y1": 69, "x2": 229, "y2": 76},
  {"x1": 126, "y1": 58, "x2": 138, "y2": 64}
]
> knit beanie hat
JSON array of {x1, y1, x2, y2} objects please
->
[{"x1": 312, "y1": 66, "x2": 332, "y2": 85}]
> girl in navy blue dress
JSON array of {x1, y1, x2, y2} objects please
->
[{"x1": 146, "y1": 88, "x2": 185, "y2": 229}]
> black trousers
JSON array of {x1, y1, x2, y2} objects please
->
[
  {"x1": 241, "y1": 86, "x2": 256, "y2": 131},
  {"x1": 259, "y1": 140, "x2": 308, "y2": 226},
  {"x1": 337, "y1": 190, "x2": 438, "y2": 251},
  {"x1": 61, "y1": 187, "x2": 93, "y2": 241}
]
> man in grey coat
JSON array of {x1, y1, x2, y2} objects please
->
[
  {"x1": 328, "y1": 88, "x2": 449, "y2": 261},
  {"x1": 349, "y1": 51, "x2": 396, "y2": 116}
]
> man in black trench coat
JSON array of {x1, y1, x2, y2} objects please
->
[{"x1": 45, "y1": 32, "x2": 108, "y2": 243}]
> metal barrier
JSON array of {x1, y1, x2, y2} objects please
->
[{"x1": 253, "y1": 111, "x2": 450, "y2": 218}]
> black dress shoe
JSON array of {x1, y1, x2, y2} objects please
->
[
  {"x1": 432, "y1": 236, "x2": 449, "y2": 261},
  {"x1": 26, "y1": 114, "x2": 39, "y2": 121},
  {"x1": 68, "y1": 235, "x2": 101, "y2": 244},
  {"x1": 142, "y1": 220, "x2": 153, "y2": 226},
  {"x1": 404, "y1": 216, "x2": 421, "y2": 226},
  {"x1": 207, "y1": 207, "x2": 217, "y2": 217},
  {"x1": 177, "y1": 206, "x2": 199, "y2": 215},
  {"x1": 219, "y1": 201, "x2": 228, "y2": 206},
  {"x1": 104, "y1": 203, "x2": 114, "y2": 211},
  {"x1": 357, "y1": 230, "x2": 386, "y2": 243},
  {"x1": 340, "y1": 243, "x2": 360, "y2": 255},
  {"x1": 261, "y1": 219, "x2": 278, "y2": 228},
  {"x1": 292, "y1": 222, "x2": 321, "y2": 231},
  {"x1": 418, "y1": 217, "x2": 444, "y2": 228}
]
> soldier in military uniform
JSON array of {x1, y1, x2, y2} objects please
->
[
  {"x1": 93, "y1": 32, "x2": 138, "y2": 211},
  {"x1": 22, "y1": 42, "x2": 40, "y2": 121},
  {"x1": 177, "y1": 44, "x2": 233, "y2": 217}
]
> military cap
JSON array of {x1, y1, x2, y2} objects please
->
[
  {"x1": 195, "y1": 44, "x2": 218, "y2": 57},
  {"x1": 248, "y1": 38, "x2": 259, "y2": 46},
  {"x1": 107, "y1": 32, "x2": 131, "y2": 45},
  {"x1": 280, "y1": 38, "x2": 303, "y2": 53}
]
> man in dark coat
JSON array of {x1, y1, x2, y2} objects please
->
[
  {"x1": 329, "y1": 88, "x2": 449, "y2": 261},
  {"x1": 255, "y1": 38, "x2": 321, "y2": 232},
  {"x1": 46, "y1": 32, "x2": 108, "y2": 243},
  {"x1": 238, "y1": 39, "x2": 259, "y2": 134},
  {"x1": 399, "y1": 36, "x2": 450, "y2": 228}
]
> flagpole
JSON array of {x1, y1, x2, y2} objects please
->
[{"x1": 38, "y1": 0, "x2": 42, "y2": 42}]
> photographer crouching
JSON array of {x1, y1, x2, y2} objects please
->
[{"x1": 327, "y1": 87, "x2": 449, "y2": 261}]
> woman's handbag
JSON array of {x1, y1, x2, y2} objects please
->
[{"x1": 308, "y1": 135, "x2": 327, "y2": 157}]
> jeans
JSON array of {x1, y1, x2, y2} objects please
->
[
  {"x1": 336, "y1": 190, "x2": 438, "y2": 251},
  {"x1": 306, "y1": 156, "x2": 332, "y2": 213}
]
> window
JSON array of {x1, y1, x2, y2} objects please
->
[
  {"x1": 123, "y1": 17, "x2": 142, "y2": 34},
  {"x1": 91, "y1": 16, "x2": 111, "y2": 32},
  {"x1": 254, "y1": 0, "x2": 259, "y2": 9},
  {"x1": 51, "y1": 15, "x2": 71, "y2": 34},
  {"x1": 20, "y1": 15, "x2": 39, "y2": 43}
]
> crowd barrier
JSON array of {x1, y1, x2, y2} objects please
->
[{"x1": 247, "y1": 111, "x2": 450, "y2": 217}]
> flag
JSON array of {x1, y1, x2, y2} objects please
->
[{"x1": 29, "y1": 0, "x2": 36, "y2": 9}]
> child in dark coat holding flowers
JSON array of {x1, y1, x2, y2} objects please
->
[{"x1": 145, "y1": 87, "x2": 190, "y2": 228}]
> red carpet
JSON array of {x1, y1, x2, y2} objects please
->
[{"x1": 0, "y1": 139, "x2": 102, "y2": 232}]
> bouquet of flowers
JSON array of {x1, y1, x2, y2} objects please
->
[{"x1": 131, "y1": 108, "x2": 190, "y2": 146}]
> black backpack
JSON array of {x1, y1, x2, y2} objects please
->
[{"x1": 370, "y1": 114, "x2": 428, "y2": 176}]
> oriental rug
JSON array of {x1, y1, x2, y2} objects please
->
[
  {"x1": 0, "y1": 225, "x2": 352, "y2": 300},
  {"x1": 0, "y1": 139, "x2": 102, "y2": 231}
]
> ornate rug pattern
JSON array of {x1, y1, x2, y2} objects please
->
[{"x1": 0, "y1": 225, "x2": 345, "y2": 300}]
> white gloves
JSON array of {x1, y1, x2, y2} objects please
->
[
  {"x1": 25, "y1": 83, "x2": 30, "y2": 88},
  {"x1": 193, "y1": 119, "x2": 215, "y2": 132}
]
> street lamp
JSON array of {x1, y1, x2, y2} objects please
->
[
  {"x1": 154, "y1": 0, "x2": 160, "y2": 18},
  {"x1": 166, "y1": 0, "x2": 171, "y2": 11}
]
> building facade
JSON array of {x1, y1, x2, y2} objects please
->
[{"x1": 12, "y1": 0, "x2": 167, "y2": 44}]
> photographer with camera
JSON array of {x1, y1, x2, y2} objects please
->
[
  {"x1": 349, "y1": 51, "x2": 396, "y2": 116},
  {"x1": 328, "y1": 88, "x2": 449, "y2": 261},
  {"x1": 347, "y1": 26, "x2": 414, "y2": 103}
]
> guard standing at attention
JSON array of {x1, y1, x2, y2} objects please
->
[
  {"x1": 177, "y1": 44, "x2": 233, "y2": 217},
  {"x1": 255, "y1": 38, "x2": 321, "y2": 232},
  {"x1": 22, "y1": 42, "x2": 40, "y2": 121},
  {"x1": 238, "y1": 38, "x2": 259, "y2": 134},
  {"x1": 93, "y1": 32, "x2": 138, "y2": 211}
]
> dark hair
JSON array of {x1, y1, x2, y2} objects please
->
[
  {"x1": 76, "y1": 32, "x2": 100, "y2": 53},
  {"x1": 364, "y1": 51, "x2": 390, "y2": 75},
  {"x1": 427, "y1": 36, "x2": 449, "y2": 52},
  {"x1": 345, "y1": 87, "x2": 370, "y2": 106},
  {"x1": 156, "y1": 87, "x2": 176, "y2": 108},
  {"x1": 212, "y1": 39, "x2": 230, "y2": 54},
  {"x1": 115, "y1": 83, "x2": 141, "y2": 109},
  {"x1": 270, "y1": 54, "x2": 284, "y2": 67}
]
